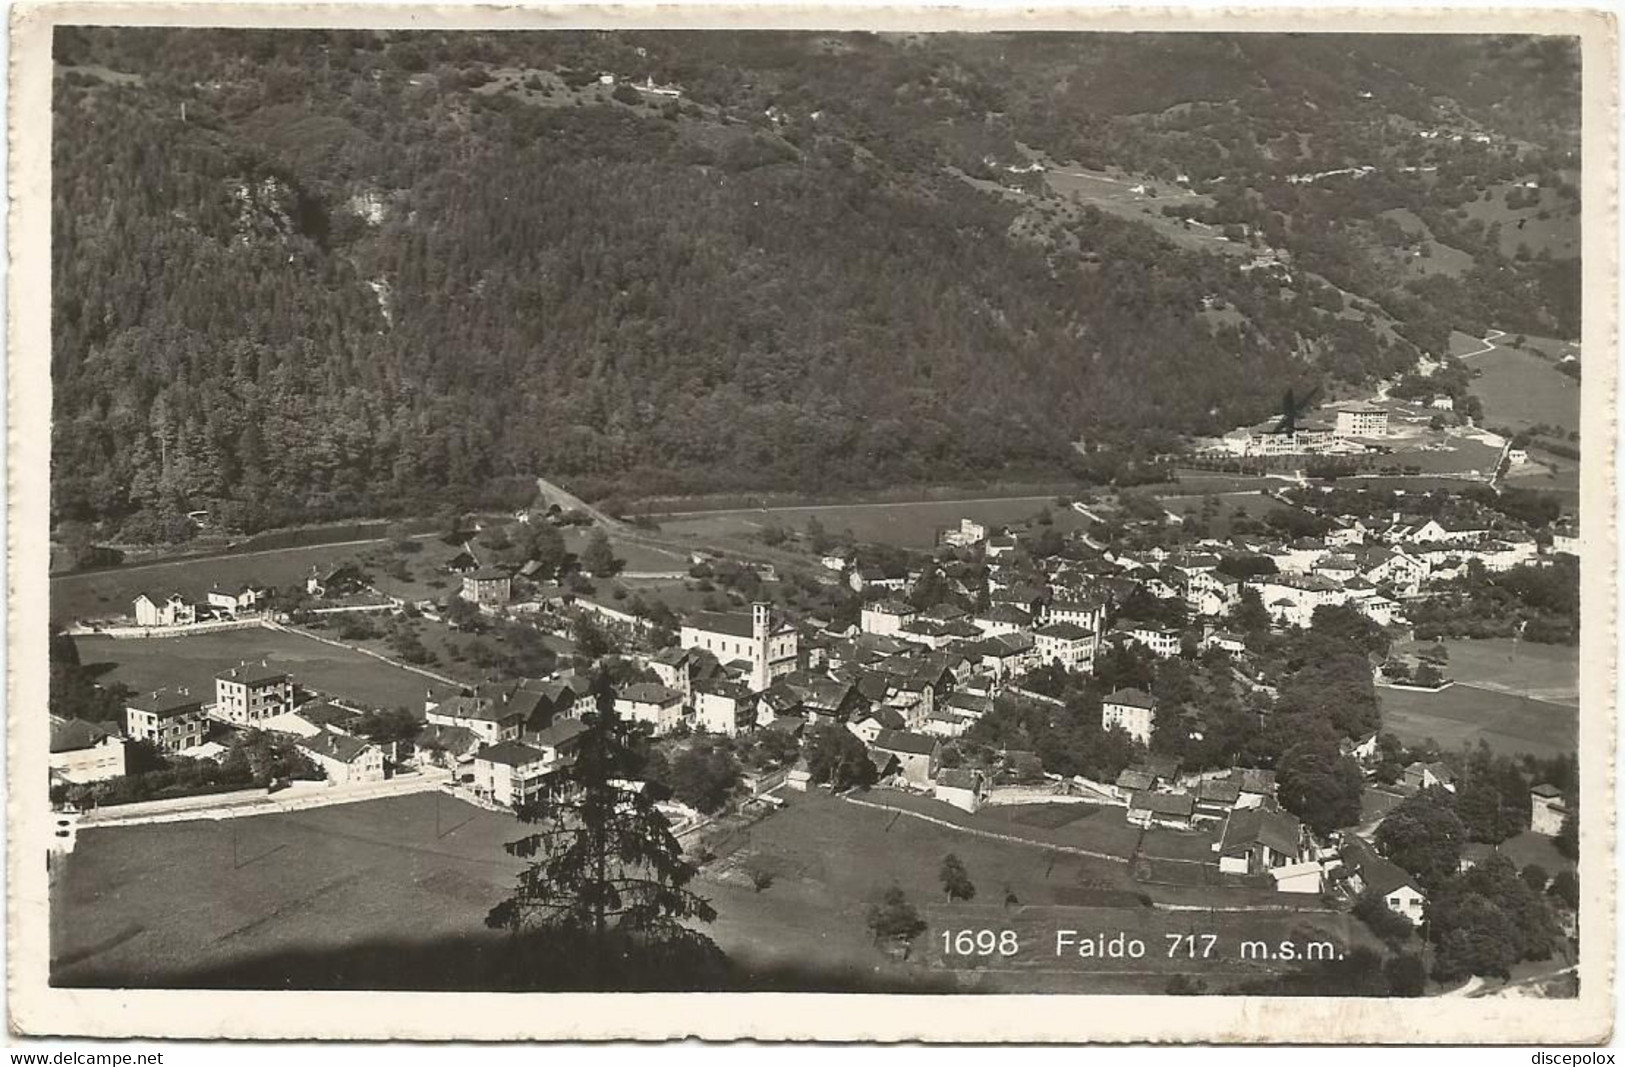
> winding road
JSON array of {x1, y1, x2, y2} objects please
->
[{"x1": 1456, "y1": 329, "x2": 1507, "y2": 361}]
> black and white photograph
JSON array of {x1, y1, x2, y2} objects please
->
[{"x1": 7, "y1": 4, "x2": 1616, "y2": 1044}]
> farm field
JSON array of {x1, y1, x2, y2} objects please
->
[
  {"x1": 51, "y1": 792, "x2": 525, "y2": 988},
  {"x1": 74, "y1": 628, "x2": 449, "y2": 712},
  {"x1": 1377, "y1": 683, "x2": 1577, "y2": 760},
  {"x1": 1468, "y1": 347, "x2": 1581, "y2": 434},
  {"x1": 653, "y1": 496, "x2": 1080, "y2": 550}
]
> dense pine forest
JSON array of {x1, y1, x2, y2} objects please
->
[{"x1": 51, "y1": 29, "x2": 1581, "y2": 541}]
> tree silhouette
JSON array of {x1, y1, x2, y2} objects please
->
[
  {"x1": 486, "y1": 674, "x2": 724, "y2": 989},
  {"x1": 939, "y1": 853, "x2": 976, "y2": 902}
]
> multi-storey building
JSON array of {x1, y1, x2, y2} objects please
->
[{"x1": 214, "y1": 663, "x2": 295, "y2": 726}]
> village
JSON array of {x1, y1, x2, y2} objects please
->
[{"x1": 48, "y1": 456, "x2": 1582, "y2": 994}]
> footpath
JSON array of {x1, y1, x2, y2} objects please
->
[{"x1": 76, "y1": 766, "x2": 453, "y2": 829}]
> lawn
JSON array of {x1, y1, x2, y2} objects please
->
[
  {"x1": 1468, "y1": 346, "x2": 1581, "y2": 434},
  {"x1": 52, "y1": 792, "x2": 525, "y2": 987},
  {"x1": 74, "y1": 628, "x2": 448, "y2": 712},
  {"x1": 655, "y1": 496, "x2": 1082, "y2": 550}
]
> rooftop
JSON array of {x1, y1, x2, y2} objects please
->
[
  {"x1": 216, "y1": 663, "x2": 289, "y2": 687},
  {"x1": 618, "y1": 682, "x2": 684, "y2": 705},
  {"x1": 1103, "y1": 688, "x2": 1154, "y2": 710},
  {"x1": 50, "y1": 718, "x2": 118, "y2": 754},
  {"x1": 1130, "y1": 790, "x2": 1194, "y2": 817},
  {"x1": 295, "y1": 728, "x2": 374, "y2": 764},
  {"x1": 476, "y1": 740, "x2": 551, "y2": 768},
  {"x1": 126, "y1": 690, "x2": 204, "y2": 717},
  {"x1": 872, "y1": 728, "x2": 939, "y2": 756}
]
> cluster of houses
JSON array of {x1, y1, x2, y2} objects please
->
[
  {"x1": 131, "y1": 583, "x2": 270, "y2": 627},
  {"x1": 51, "y1": 660, "x2": 310, "y2": 788}
]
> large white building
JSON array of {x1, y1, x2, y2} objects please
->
[
  {"x1": 679, "y1": 603, "x2": 797, "y2": 691},
  {"x1": 860, "y1": 600, "x2": 917, "y2": 638},
  {"x1": 1033, "y1": 622, "x2": 1097, "y2": 673},
  {"x1": 1335, "y1": 404, "x2": 1389, "y2": 438},
  {"x1": 1101, "y1": 688, "x2": 1156, "y2": 744}
]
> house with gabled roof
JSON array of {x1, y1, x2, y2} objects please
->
[
  {"x1": 133, "y1": 592, "x2": 195, "y2": 628},
  {"x1": 426, "y1": 685, "x2": 526, "y2": 746},
  {"x1": 296, "y1": 728, "x2": 385, "y2": 786},
  {"x1": 934, "y1": 768, "x2": 985, "y2": 813},
  {"x1": 1193, "y1": 775, "x2": 1242, "y2": 822},
  {"x1": 1127, "y1": 790, "x2": 1194, "y2": 829},
  {"x1": 50, "y1": 716, "x2": 127, "y2": 785},
  {"x1": 869, "y1": 728, "x2": 941, "y2": 787},
  {"x1": 1341, "y1": 837, "x2": 1426, "y2": 923},
  {"x1": 1403, "y1": 760, "x2": 1455, "y2": 793},
  {"x1": 1218, "y1": 806, "x2": 1305, "y2": 874}
]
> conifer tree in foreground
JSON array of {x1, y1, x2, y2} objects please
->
[{"x1": 486, "y1": 673, "x2": 723, "y2": 989}]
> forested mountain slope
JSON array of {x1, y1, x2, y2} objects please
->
[{"x1": 51, "y1": 29, "x2": 1580, "y2": 539}]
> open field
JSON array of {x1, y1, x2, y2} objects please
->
[
  {"x1": 52, "y1": 792, "x2": 523, "y2": 988},
  {"x1": 562, "y1": 528, "x2": 689, "y2": 573},
  {"x1": 1394, "y1": 638, "x2": 1578, "y2": 706},
  {"x1": 1469, "y1": 347, "x2": 1581, "y2": 434},
  {"x1": 56, "y1": 785, "x2": 1367, "y2": 992},
  {"x1": 74, "y1": 628, "x2": 448, "y2": 711},
  {"x1": 653, "y1": 496, "x2": 1083, "y2": 550},
  {"x1": 51, "y1": 543, "x2": 395, "y2": 624},
  {"x1": 1378, "y1": 684, "x2": 1577, "y2": 759},
  {"x1": 706, "y1": 791, "x2": 1341, "y2": 992}
]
